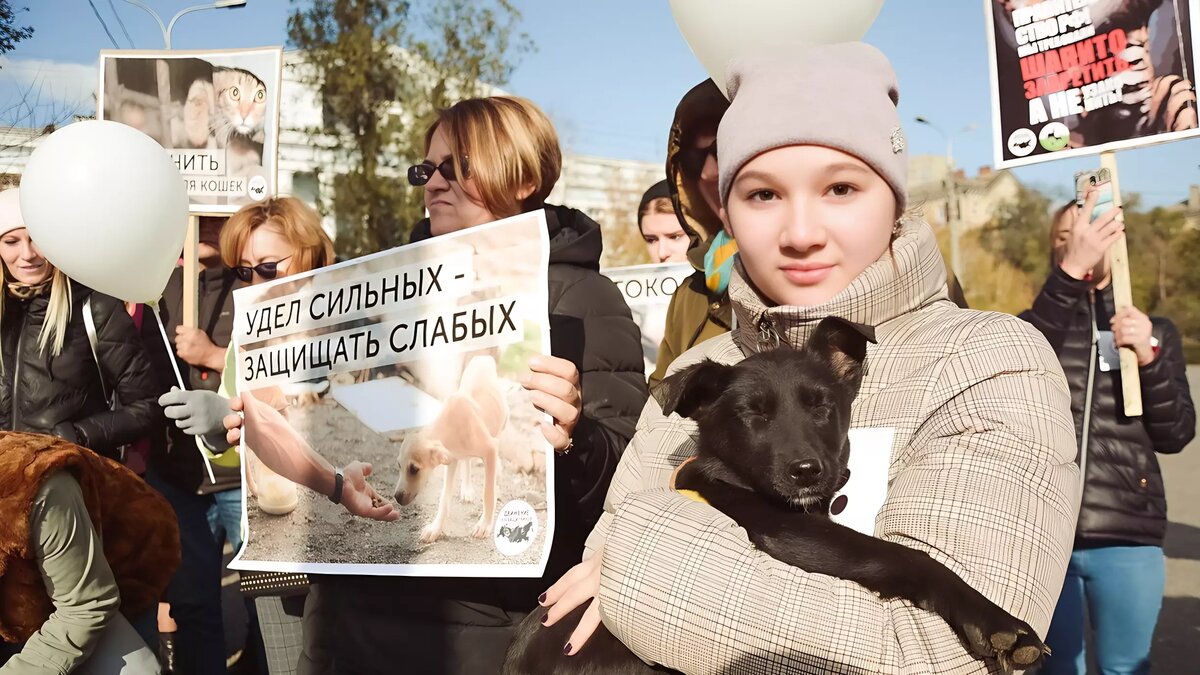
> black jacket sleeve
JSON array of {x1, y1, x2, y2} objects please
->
[
  {"x1": 1139, "y1": 317, "x2": 1195, "y2": 454},
  {"x1": 550, "y1": 273, "x2": 648, "y2": 531},
  {"x1": 72, "y1": 294, "x2": 166, "y2": 456},
  {"x1": 1019, "y1": 266, "x2": 1091, "y2": 353}
]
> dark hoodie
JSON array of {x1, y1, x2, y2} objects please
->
[
  {"x1": 650, "y1": 80, "x2": 734, "y2": 388},
  {"x1": 300, "y1": 205, "x2": 647, "y2": 675}
]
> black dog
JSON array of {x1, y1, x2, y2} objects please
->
[
  {"x1": 500, "y1": 522, "x2": 534, "y2": 544},
  {"x1": 503, "y1": 318, "x2": 1048, "y2": 674}
]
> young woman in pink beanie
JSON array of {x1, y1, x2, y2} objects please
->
[{"x1": 538, "y1": 43, "x2": 1080, "y2": 673}]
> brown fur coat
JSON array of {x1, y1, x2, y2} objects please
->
[{"x1": 0, "y1": 432, "x2": 180, "y2": 642}]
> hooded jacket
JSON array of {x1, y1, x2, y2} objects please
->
[
  {"x1": 1020, "y1": 267, "x2": 1194, "y2": 547},
  {"x1": 650, "y1": 81, "x2": 734, "y2": 388},
  {"x1": 0, "y1": 282, "x2": 162, "y2": 460},
  {"x1": 588, "y1": 221, "x2": 1078, "y2": 674},
  {"x1": 304, "y1": 204, "x2": 648, "y2": 675}
]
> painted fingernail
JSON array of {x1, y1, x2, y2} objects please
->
[
  {"x1": 538, "y1": 592, "x2": 547, "y2": 604},
  {"x1": 562, "y1": 643, "x2": 572, "y2": 656},
  {"x1": 541, "y1": 613, "x2": 548, "y2": 624}
]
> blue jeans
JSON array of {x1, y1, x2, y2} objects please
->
[
  {"x1": 208, "y1": 485, "x2": 245, "y2": 552},
  {"x1": 147, "y1": 468, "x2": 230, "y2": 675},
  {"x1": 1042, "y1": 545, "x2": 1165, "y2": 675}
]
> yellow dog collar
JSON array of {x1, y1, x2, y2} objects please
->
[{"x1": 670, "y1": 457, "x2": 709, "y2": 505}]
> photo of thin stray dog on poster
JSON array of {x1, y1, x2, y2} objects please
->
[
  {"x1": 394, "y1": 355, "x2": 510, "y2": 543},
  {"x1": 231, "y1": 211, "x2": 555, "y2": 578}
]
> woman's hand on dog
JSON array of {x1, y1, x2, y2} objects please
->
[
  {"x1": 340, "y1": 461, "x2": 401, "y2": 522},
  {"x1": 521, "y1": 356, "x2": 582, "y2": 453},
  {"x1": 539, "y1": 549, "x2": 603, "y2": 655}
]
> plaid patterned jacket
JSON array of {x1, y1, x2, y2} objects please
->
[{"x1": 584, "y1": 221, "x2": 1079, "y2": 674}]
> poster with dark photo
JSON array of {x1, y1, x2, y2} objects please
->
[
  {"x1": 984, "y1": 0, "x2": 1199, "y2": 168},
  {"x1": 98, "y1": 47, "x2": 282, "y2": 212}
]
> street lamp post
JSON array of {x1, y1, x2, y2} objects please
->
[
  {"x1": 914, "y1": 116, "x2": 977, "y2": 283},
  {"x1": 121, "y1": 0, "x2": 247, "y2": 49}
]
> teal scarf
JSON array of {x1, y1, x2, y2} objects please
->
[{"x1": 703, "y1": 231, "x2": 738, "y2": 296}]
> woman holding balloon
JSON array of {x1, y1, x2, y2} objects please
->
[{"x1": 0, "y1": 188, "x2": 162, "y2": 461}]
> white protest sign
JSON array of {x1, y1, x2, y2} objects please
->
[
  {"x1": 603, "y1": 262, "x2": 696, "y2": 377},
  {"x1": 231, "y1": 211, "x2": 555, "y2": 578}
]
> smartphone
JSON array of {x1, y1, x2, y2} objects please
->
[{"x1": 1075, "y1": 168, "x2": 1114, "y2": 221}]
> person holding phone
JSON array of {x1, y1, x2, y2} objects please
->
[{"x1": 1018, "y1": 189, "x2": 1195, "y2": 674}]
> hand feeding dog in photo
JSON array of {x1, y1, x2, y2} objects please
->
[
  {"x1": 503, "y1": 318, "x2": 1048, "y2": 675},
  {"x1": 393, "y1": 354, "x2": 509, "y2": 543}
]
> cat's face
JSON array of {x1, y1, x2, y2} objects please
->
[{"x1": 214, "y1": 68, "x2": 267, "y2": 139}]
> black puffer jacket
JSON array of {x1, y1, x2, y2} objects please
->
[
  {"x1": 302, "y1": 205, "x2": 648, "y2": 675},
  {"x1": 0, "y1": 281, "x2": 163, "y2": 461},
  {"x1": 1021, "y1": 268, "x2": 1195, "y2": 546}
]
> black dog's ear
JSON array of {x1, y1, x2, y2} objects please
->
[
  {"x1": 655, "y1": 359, "x2": 732, "y2": 419},
  {"x1": 808, "y1": 318, "x2": 874, "y2": 385}
]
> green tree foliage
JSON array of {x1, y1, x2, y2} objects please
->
[
  {"x1": 980, "y1": 185, "x2": 1053, "y2": 284},
  {"x1": 973, "y1": 185, "x2": 1200, "y2": 358},
  {"x1": 288, "y1": 0, "x2": 530, "y2": 259},
  {"x1": 0, "y1": 1, "x2": 33, "y2": 59}
]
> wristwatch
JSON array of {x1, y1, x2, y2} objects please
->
[{"x1": 329, "y1": 467, "x2": 344, "y2": 504}]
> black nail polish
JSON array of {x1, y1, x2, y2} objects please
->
[
  {"x1": 538, "y1": 592, "x2": 547, "y2": 604},
  {"x1": 541, "y1": 613, "x2": 548, "y2": 624},
  {"x1": 562, "y1": 643, "x2": 572, "y2": 656}
]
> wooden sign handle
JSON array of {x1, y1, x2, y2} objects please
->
[
  {"x1": 1100, "y1": 151, "x2": 1142, "y2": 417},
  {"x1": 182, "y1": 214, "x2": 199, "y2": 330}
]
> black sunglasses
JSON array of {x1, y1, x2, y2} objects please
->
[
  {"x1": 407, "y1": 157, "x2": 469, "y2": 187},
  {"x1": 233, "y1": 256, "x2": 291, "y2": 283},
  {"x1": 680, "y1": 139, "x2": 717, "y2": 178}
]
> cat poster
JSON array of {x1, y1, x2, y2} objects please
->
[
  {"x1": 229, "y1": 211, "x2": 556, "y2": 578},
  {"x1": 98, "y1": 47, "x2": 282, "y2": 213}
]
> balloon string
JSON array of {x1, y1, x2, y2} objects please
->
[
  {"x1": 149, "y1": 300, "x2": 186, "y2": 389},
  {"x1": 148, "y1": 300, "x2": 217, "y2": 485}
]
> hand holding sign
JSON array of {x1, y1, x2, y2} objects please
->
[
  {"x1": 19, "y1": 120, "x2": 188, "y2": 303},
  {"x1": 1111, "y1": 306, "x2": 1156, "y2": 367},
  {"x1": 669, "y1": 0, "x2": 885, "y2": 96}
]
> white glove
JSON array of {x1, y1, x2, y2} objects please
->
[{"x1": 159, "y1": 387, "x2": 232, "y2": 450}]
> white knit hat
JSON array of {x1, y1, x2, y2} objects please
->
[
  {"x1": 718, "y1": 42, "x2": 908, "y2": 212},
  {"x1": 0, "y1": 188, "x2": 25, "y2": 238}
]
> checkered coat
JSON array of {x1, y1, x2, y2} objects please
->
[{"x1": 584, "y1": 221, "x2": 1079, "y2": 674}]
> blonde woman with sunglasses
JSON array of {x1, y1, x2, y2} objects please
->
[{"x1": 158, "y1": 197, "x2": 398, "y2": 524}]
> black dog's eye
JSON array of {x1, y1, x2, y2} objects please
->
[
  {"x1": 799, "y1": 390, "x2": 825, "y2": 408},
  {"x1": 739, "y1": 409, "x2": 767, "y2": 426}
]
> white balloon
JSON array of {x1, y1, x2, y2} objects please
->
[
  {"x1": 669, "y1": 0, "x2": 886, "y2": 96},
  {"x1": 19, "y1": 120, "x2": 188, "y2": 303}
]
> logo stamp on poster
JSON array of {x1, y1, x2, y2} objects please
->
[
  {"x1": 248, "y1": 175, "x2": 268, "y2": 201},
  {"x1": 1007, "y1": 128, "x2": 1037, "y2": 157},
  {"x1": 1039, "y1": 122, "x2": 1069, "y2": 152},
  {"x1": 494, "y1": 500, "x2": 538, "y2": 557}
]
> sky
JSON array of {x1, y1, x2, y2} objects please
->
[{"x1": 4, "y1": 0, "x2": 1200, "y2": 207}]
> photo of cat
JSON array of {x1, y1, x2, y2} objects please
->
[{"x1": 98, "y1": 47, "x2": 282, "y2": 212}]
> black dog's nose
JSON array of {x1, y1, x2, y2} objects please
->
[{"x1": 789, "y1": 459, "x2": 823, "y2": 485}]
